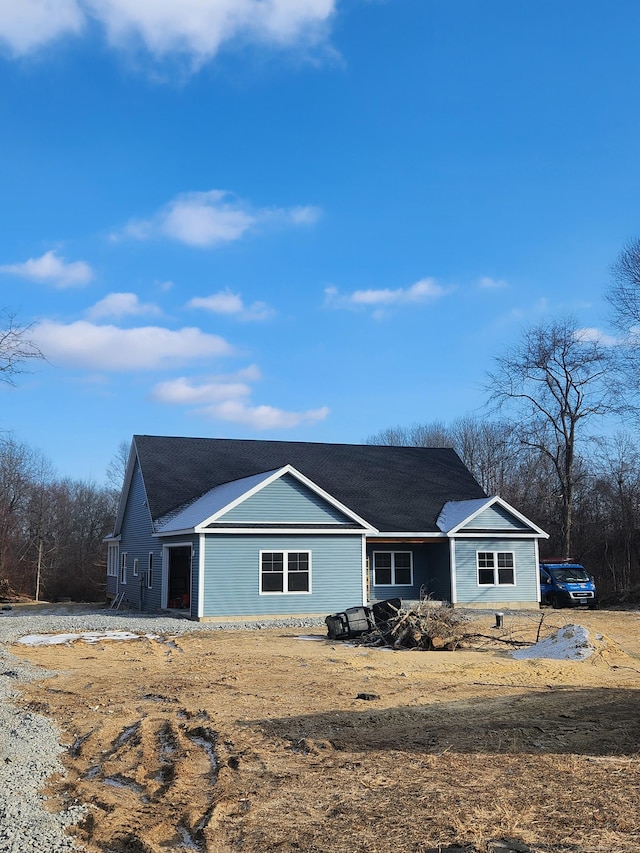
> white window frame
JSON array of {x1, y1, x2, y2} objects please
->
[
  {"x1": 107, "y1": 544, "x2": 119, "y2": 577},
  {"x1": 133, "y1": 558, "x2": 139, "y2": 578},
  {"x1": 120, "y1": 552, "x2": 127, "y2": 585},
  {"x1": 147, "y1": 552, "x2": 153, "y2": 589},
  {"x1": 476, "y1": 551, "x2": 516, "y2": 587},
  {"x1": 259, "y1": 550, "x2": 312, "y2": 595},
  {"x1": 372, "y1": 551, "x2": 413, "y2": 587}
]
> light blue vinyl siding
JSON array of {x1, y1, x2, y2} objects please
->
[
  {"x1": 462, "y1": 504, "x2": 531, "y2": 532},
  {"x1": 454, "y1": 537, "x2": 539, "y2": 605},
  {"x1": 368, "y1": 542, "x2": 451, "y2": 602},
  {"x1": 116, "y1": 460, "x2": 164, "y2": 613},
  {"x1": 202, "y1": 534, "x2": 364, "y2": 617},
  {"x1": 219, "y1": 474, "x2": 354, "y2": 524}
]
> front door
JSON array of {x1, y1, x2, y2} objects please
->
[{"x1": 167, "y1": 545, "x2": 192, "y2": 609}]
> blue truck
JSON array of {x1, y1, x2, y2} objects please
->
[{"x1": 539, "y1": 560, "x2": 598, "y2": 609}]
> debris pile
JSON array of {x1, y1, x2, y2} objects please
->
[
  {"x1": 362, "y1": 599, "x2": 469, "y2": 650},
  {"x1": 0, "y1": 578, "x2": 23, "y2": 603},
  {"x1": 325, "y1": 599, "x2": 470, "y2": 650}
]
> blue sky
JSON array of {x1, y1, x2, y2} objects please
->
[{"x1": 1, "y1": 0, "x2": 638, "y2": 484}]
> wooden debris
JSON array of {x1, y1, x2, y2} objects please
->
[{"x1": 356, "y1": 600, "x2": 469, "y2": 651}]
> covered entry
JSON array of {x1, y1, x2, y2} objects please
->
[{"x1": 164, "y1": 544, "x2": 192, "y2": 610}]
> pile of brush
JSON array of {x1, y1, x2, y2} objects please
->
[
  {"x1": 358, "y1": 599, "x2": 469, "y2": 650},
  {"x1": 0, "y1": 578, "x2": 20, "y2": 603}
]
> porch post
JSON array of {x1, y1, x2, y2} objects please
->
[{"x1": 449, "y1": 537, "x2": 457, "y2": 604}]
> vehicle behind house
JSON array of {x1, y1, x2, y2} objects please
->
[{"x1": 539, "y1": 560, "x2": 598, "y2": 609}]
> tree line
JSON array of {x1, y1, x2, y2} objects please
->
[{"x1": 0, "y1": 436, "x2": 118, "y2": 602}]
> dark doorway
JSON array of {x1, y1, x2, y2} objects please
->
[{"x1": 167, "y1": 546, "x2": 191, "y2": 609}]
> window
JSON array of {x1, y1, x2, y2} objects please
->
[
  {"x1": 373, "y1": 551, "x2": 413, "y2": 586},
  {"x1": 107, "y1": 545, "x2": 119, "y2": 577},
  {"x1": 133, "y1": 558, "x2": 139, "y2": 578},
  {"x1": 147, "y1": 553, "x2": 153, "y2": 588},
  {"x1": 260, "y1": 551, "x2": 311, "y2": 594},
  {"x1": 477, "y1": 551, "x2": 515, "y2": 586},
  {"x1": 120, "y1": 552, "x2": 127, "y2": 585}
]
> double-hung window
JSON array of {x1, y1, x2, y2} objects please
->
[
  {"x1": 107, "y1": 545, "x2": 119, "y2": 577},
  {"x1": 260, "y1": 551, "x2": 311, "y2": 594},
  {"x1": 373, "y1": 551, "x2": 413, "y2": 586},
  {"x1": 477, "y1": 551, "x2": 515, "y2": 586},
  {"x1": 120, "y1": 552, "x2": 127, "y2": 585}
]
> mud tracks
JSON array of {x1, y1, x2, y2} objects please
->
[{"x1": 68, "y1": 710, "x2": 236, "y2": 852}]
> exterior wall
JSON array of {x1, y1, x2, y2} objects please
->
[
  {"x1": 463, "y1": 504, "x2": 530, "y2": 532},
  {"x1": 106, "y1": 573, "x2": 118, "y2": 598},
  {"x1": 453, "y1": 536, "x2": 539, "y2": 608},
  {"x1": 116, "y1": 460, "x2": 163, "y2": 613},
  {"x1": 220, "y1": 474, "x2": 352, "y2": 524},
  {"x1": 201, "y1": 533, "x2": 364, "y2": 618},
  {"x1": 367, "y1": 541, "x2": 451, "y2": 602}
]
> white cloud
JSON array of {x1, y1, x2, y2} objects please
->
[
  {"x1": 115, "y1": 190, "x2": 319, "y2": 248},
  {"x1": 0, "y1": 0, "x2": 336, "y2": 64},
  {"x1": 160, "y1": 191, "x2": 255, "y2": 247},
  {"x1": 151, "y1": 370, "x2": 329, "y2": 429},
  {"x1": 188, "y1": 289, "x2": 275, "y2": 321},
  {"x1": 0, "y1": 250, "x2": 93, "y2": 288},
  {"x1": 273, "y1": 205, "x2": 322, "y2": 226},
  {"x1": 33, "y1": 320, "x2": 234, "y2": 371},
  {"x1": 479, "y1": 276, "x2": 508, "y2": 290},
  {"x1": 0, "y1": 0, "x2": 84, "y2": 56},
  {"x1": 325, "y1": 277, "x2": 450, "y2": 315},
  {"x1": 202, "y1": 399, "x2": 330, "y2": 429},
  {"x1": 575, "y1": 327, "x2": 619, "y2": 347},
  {"x1": 151, "y1": 375, "x2": 252, "y2": 405},
  {"x1": 86, "y1": 292, "x2": 161, "y2": 320}
]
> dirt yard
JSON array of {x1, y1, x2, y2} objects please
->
[{"x1": 10, "y1": 608, "x2": 640, "y2": 853}]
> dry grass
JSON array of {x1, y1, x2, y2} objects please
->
[{"x1": 10, "y1": 608, "x2": 640, "y2": 852}]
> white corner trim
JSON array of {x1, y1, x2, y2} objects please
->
[
  {"x1": 361, "y1": 535, "x2": 368, "y2": 606},
  {"x1": 198, "y1": 533, "x2": 205, "y2": 619},
  {"x1": 450, "y1": 539, "x2": 457, "y2": 604}
]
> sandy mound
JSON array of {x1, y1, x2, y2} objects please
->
[
  {"x1": 512, "y1": 624, "x2": 596, "y2": 660},
  {"x1": 511, "y1": 623, "x2": 627, "y2": 661}
]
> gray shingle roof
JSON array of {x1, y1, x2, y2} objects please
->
[{"x1": 133, "y1": 435, "x2": 487, "y2": 534}]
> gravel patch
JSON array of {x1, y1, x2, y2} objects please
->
[{"x1": 0, "y1": 605, "x2": 326, "y2": 852}]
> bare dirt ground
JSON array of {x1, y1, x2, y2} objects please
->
[{"x1": 9, "y1": 608, "x2": 640, "y2": 853}]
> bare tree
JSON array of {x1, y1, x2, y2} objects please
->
[
  {"x1": 367, "y1": 421, "x2": 454, "y2": 448},
  {"x1": 607, "y1": 238, "x2": 640, "y2": 414},
  {"x1": 367, "y1": 416, "x2": 525, "y2": 497},
  {"x1": 0, "y1": 310, "x2": 43, "y2": 385},
  {"x1": 609, "y1": 237, "x2": 640, "y2": 332},
  {"x1": 581, "y1": 433, "x2": 640, "y2": 594},
  {"x1": 106, "y1": 440, "x2": 130, "y2": 492},
  {"x1": 487, "y1": 315, "x2": 615, "y2": 557},
  {"x1": 450, "y1": 416, "x2": 520, "y2": 496}
]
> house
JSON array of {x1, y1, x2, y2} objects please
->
[{"x1": 105, "y1": 435, "x2": 548, "y2": 620}]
